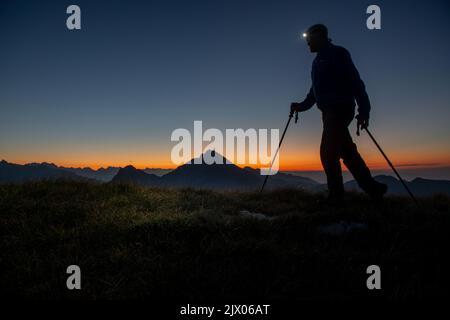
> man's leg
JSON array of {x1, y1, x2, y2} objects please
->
[
  {"x1": 341, "y1": 128, "x2": 387, "y2": 198},
  {"x1": 320, "y1": 113, "x2": 346, "y2": 198}
]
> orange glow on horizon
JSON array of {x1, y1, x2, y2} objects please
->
[
  {"x1": 6, "y1": 154, "x2": 449, "y2": 172},
  {"x1": 4, "y1": 133, "x2": 450, "y2": 172}
]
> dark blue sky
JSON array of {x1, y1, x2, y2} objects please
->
[{"x1": 1, "y1": 0, "x2": 449, "y2": 169}]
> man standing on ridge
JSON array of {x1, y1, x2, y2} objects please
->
[{"x1": 291, "y1": 24, "x2": 387, "y2": 203}]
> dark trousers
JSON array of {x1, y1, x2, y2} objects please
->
[{"x1": 320, "y1": 110, "x2": 377, "y2": 196}]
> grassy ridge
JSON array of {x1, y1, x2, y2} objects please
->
[{"x1": 0, "y1": 181, "x2": 449, "y2": 300}]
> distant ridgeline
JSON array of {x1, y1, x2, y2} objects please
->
[{"x1": 1, "y1": 154, "x2": 450, "y2": 196}]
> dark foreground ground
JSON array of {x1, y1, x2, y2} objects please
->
[{"x1": 0, "y1": 181, "x2": 449, "y2": 300}]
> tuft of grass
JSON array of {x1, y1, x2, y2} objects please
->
[{"x1": 0, "y1": 181, "x2": 449, "y2": 300}]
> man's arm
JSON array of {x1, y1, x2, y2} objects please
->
[
  {"x1": 291, "y1": 86, "x2": 316, "y2": 113},
  {"x1": 340, "y1": 48, "x2": 371, "y2": 118}
]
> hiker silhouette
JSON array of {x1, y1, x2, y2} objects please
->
[{"x1": 291, "y1": 24, "x2": 387, "y2": 202}]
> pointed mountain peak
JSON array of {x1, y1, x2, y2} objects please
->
[{"x1": 188, "y1": 149, "x2": 233, "y2": 165}]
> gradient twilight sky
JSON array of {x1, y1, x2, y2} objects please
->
[{"x1": 1, "y1": 0, "x2": 449, "y2": 171}]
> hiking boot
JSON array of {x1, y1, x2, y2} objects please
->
[{"x1": 368, "y1": 182, "x2": 388, "y2": 202}]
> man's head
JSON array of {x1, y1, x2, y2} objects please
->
[{"x1": 303, "y1": 24, "x2": 331, "y2": 53}]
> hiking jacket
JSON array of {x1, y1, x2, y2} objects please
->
[{"x1": 299, "y1": 43, "x2": 371, "y2": 117}]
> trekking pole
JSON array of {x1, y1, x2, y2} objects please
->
[
  {"x1": 362, "y1": 127, "x2": 419, "y2": 206},
  {"x1": 260, "y1": 110, "x2": 298, "y2": 193}
]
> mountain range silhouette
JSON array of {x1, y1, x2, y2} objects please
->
[
  {"x1": 1, "y1": 152, "x2": 450, "y2": 196},
  {"x1": 111, "y1": 150, "x2": 318, "y2": 191}
]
